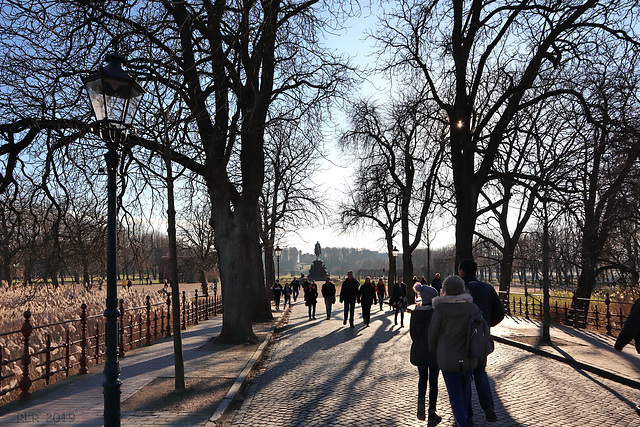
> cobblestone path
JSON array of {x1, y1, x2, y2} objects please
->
[{"x1": 224, "y1": 301, "x2": 639, "y2": 426}]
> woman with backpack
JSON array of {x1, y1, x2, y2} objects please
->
[{"x1": 428, "y1": 275, "x2": 480, "y2": 427}]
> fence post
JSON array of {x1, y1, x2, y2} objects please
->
[
  {"x1": 524, "y1": 289, "x2": 529, "y2": 320},
  {"x1": 44, "y1": 334, "x2": 51, "y2": 385},
  {"x1": 594, "y1": 304, "x2": 599, "y2": 330},
  {"x1": 65, "y1": 329, "x2": 70, "y2": 377},
  {"x1": 95, "y1": 323, "x2": 100, "y2": 364},
  {"x1": 146, "y1": 296, "x2": 152, "y2": 346},
  {"x1": 153, "y1": 307, "x2": 159, "y2": 341},
  {"x1": 582, "y1": 299, "x2": 589, "y2": 329},
  {"x1": 18, "y1": 310, "x2": 33, "y2": 400},
  {"x1": 79, "y1": 303, "x2": 88, "y2": 374},
  {"x1": 605, "y1": 293, "x2": 612, "y2": 336},
  {"x1": 182, "y1": 291, "x2": 187, "y2": 330},
  {"x1": 204, "y1": 293, "x2": 210, "y2": 321},
  {"x1": 214, "y1": 285, "x2": 218, "y2": 316},
  {"x1": 619, "y1": 307, "x2": 624, "y2": 330},
  {"x1": 195, "y1": 289, "x2": 199, "y2": 325},
  {"x1": 166, "y1": 295, "x2": 172, "y2": 337},
  {"x1": 572, "y1": 292, "x2": 578, "y2": 328},
  {"x1": 119, "y1": 299, "x2": 125, "y2": 357}
]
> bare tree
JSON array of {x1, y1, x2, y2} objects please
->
[
  {"x1": 372, "y1": 0, "x2": 640, "y2": 268},
  {"x1": 260, "y1": 117, "x2": 324, "y2": 288},
  {"x1": 341, "y1": 94, "x2": 446, "y2": 300},
  {"x1": 0, "y1": 0, "x2": 354, "y2": 343}
]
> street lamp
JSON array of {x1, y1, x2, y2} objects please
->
[
  {"x1": 274, "y1": 245, "x2": 282, "y2": 279},
  {"x1": 83, "y1": 53, "x2": 144, "y2": 427},
  {"x1": 391, "y1": 246, "x2": 399, "y2": 283}
]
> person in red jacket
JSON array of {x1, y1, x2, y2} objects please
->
[{"x1": 376, "y1": 278, "x2": 387, "y2": 311}]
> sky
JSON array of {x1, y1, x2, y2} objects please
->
[
  {"x1": 278, "y1": 6, "x2": 457, "y2": 253},
  {"x1": 279, "y1": 8, "x2": 385, "y2": 252}
]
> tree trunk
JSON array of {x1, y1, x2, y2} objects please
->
[
  {"x1": 165, "y1": 155, "x2": 185, "y2": 392},
  {"x1": 541, "y1": 203, "x2": 551, "y2": 343},
  {"x1": 403, "y1": 250, "x2": 415, "y2": 304},
  {"x1": 499, "y1": 252, "x2": 514, "y2": 294}
]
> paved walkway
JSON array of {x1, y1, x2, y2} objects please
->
[
  {"x1": 0, "y1": 300, "x2": 638, "y2": 426},
  {"x1": 223, "y1": 302, "x2": 640, "y2": 426}
]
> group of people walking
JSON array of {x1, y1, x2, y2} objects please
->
[
  {"x1": 270, "y1": 270, "x2": 393, "y2": 325},
  {"x1": 269, "y1": 261, "x2": 506, "y2": 426},
  {"x1": 410, "y1": 259, "x2": 505, "y2": 426}
]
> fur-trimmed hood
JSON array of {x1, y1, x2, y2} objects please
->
[{"x1": 432, "y1": 293, "x2": 473, "y2": 307}]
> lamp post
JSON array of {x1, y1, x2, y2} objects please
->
[
  {"x1": 83, "y1": 53, "x2": 144, "y2": 427},
  {"x1": 391, "y1": 245, "x2": 399, "y2": 282},
  {"x1": 274, "y1": 245, "x2": 282, "y2": 280}
]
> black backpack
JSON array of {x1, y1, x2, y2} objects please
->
[{"x1": 467, "y1": 310, "x2": 494, "y2": 360}]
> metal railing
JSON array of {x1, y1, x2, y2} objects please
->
[
  {"x1": 499, "y1": 290, "x2": 634, "y2": 335},
  {"x1": 0, "y1": 290, "x2": 222, "y2": 405}
]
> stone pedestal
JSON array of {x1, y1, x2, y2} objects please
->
[{"x1": 308, "y1": 260, "x2": 328, "y2": 281}]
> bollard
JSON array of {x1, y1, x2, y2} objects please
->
[{"x1": 18, "y1": 310, "x2": 33, "y2": 401}]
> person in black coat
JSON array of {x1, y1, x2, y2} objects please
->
[
  {"x1": 357, "y1": 276, "x2": 377, "y2": 327},
  {"x1": 459, "y1": 259, "x2": 505, "y2": 423},
  {"x1": 321, "y1": 276, "x2": 336, "y2": 319},
  {"x1": 615, "y1": 297, "x2": 640, "y2": 416},
  {"x1": 340, "y1": 271, "x2": 359, "y2": 328},
  {"x1": 305, "y1": 281, "x2": 318, "y2": 320},
  {"x1": 410, "y1": 292, "x2": 442, "y2": 424},
  {"x1": 391, "y1": 276, "x2": 408, "y2": 327},
  {"x1": 271, "y1": 279, "x2": 283, "y2": 311},
  {"x1": 431, "y1": 273, "x2": 442, "y2": 295},
  {"x1": 291, "y1": 277, "x2": 300, "y2": 302},
  {"x1": 615, "y1": 297, "x2": 640, "y2": 353}
]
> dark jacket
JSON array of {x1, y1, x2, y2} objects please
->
[
  {"x1": 431, "y1": 277, "x2": 442, "y2": 294},
  {"x1": 410, "y1": 307, "x2": 438, "y2": 367},
  {"x1": 283, "y1": 286, "x2": 292, "y2": 297},
  {"x1": 322, "y1": 281, "x2": 336, "y2": 300},
  {"x1": 291, "y1": 279, "x2": 300, "y2": 290},
  {"x1": 391, "y1": 282, "x2": 407, "y2": 303},
  {"x1": 615, "y1": 298, "x2": 640, "y2": 353},
  {"x1": 305, "y1": 285, "x2": 318, "y2": 306},
  {"x1": 463, "y1": 276, "x2": 505, "y2": 327},
  {"x1": 340, "y1": 278, "x2": 359, "y2": 303},
  {"x1": 271, "y1": 284, "x2": 283, "y2": 298},
  {"x1": 358, "y1": 282, "x2": 377, "y2": 305},
  {"x1": 428, "y1": 294, "x2": 479, "y2": 372}
]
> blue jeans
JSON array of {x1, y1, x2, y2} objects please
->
[
  {"x1": 442, "y1": 370, "x2": 471, "y2": 427},
  {"x1": 471, "y1": 357, "x2": 494, "y2": 412},
  {"x1": 293, "y1": 288, "x2": 299, "y2": 301},
  {"x1": 417, "y1": 366, "x2": 439, "y2": 410},
  {"x1": 343, "y1": 300, "x2": 355, "y2": 324}
]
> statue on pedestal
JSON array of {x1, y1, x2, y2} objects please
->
[{"x1": 309, "y1": 241, "x2": 328, "y2": 281}]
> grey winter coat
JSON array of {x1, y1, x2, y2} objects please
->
[{"x1": 428, "y1": 294, "x2": 479, "y2": 373}]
